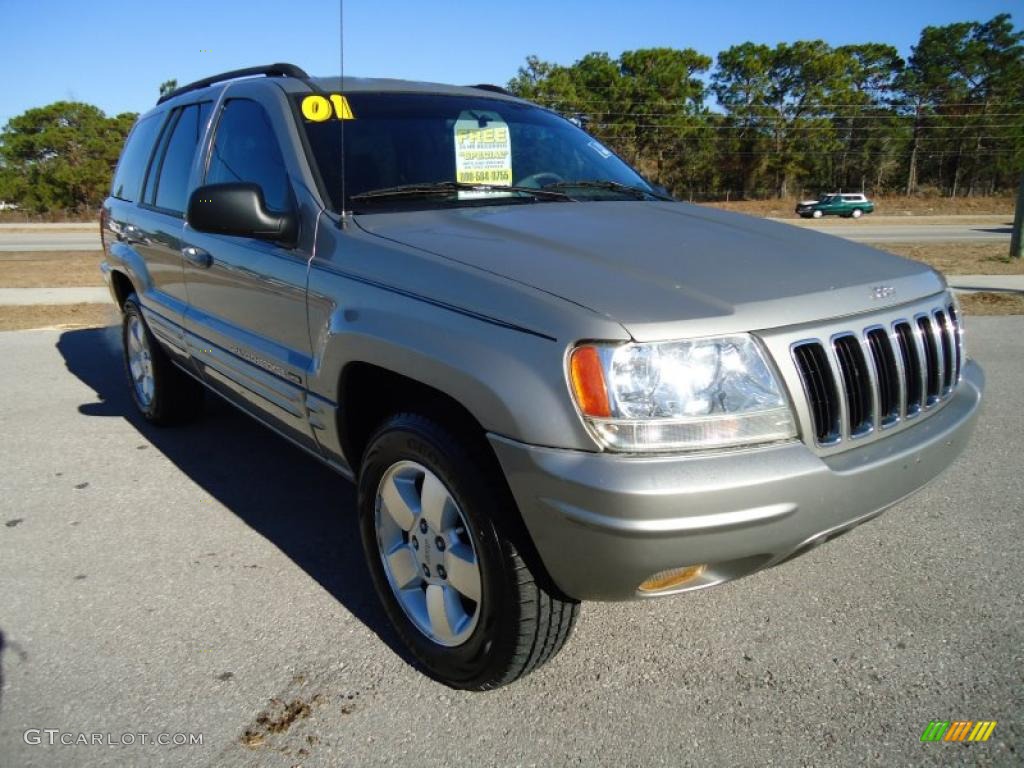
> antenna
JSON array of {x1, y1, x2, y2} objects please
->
[{"x1": 339, "y1": 0, "x2": 348, "y2": 225}]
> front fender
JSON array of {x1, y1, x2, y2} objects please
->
[{"x1": 305, "y1": 223, "x2": 630, "y2": 460}]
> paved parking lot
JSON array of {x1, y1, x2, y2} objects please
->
[{"x1": 0, "y1": 319, "x2": 1021, "y2": 767}]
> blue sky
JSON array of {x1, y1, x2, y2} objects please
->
[{"x1": 0, "y1": 0, "x2": 1018, "y2": 124}]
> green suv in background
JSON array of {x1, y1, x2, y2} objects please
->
[{"x1": 796, "y1": 193, "x2": 875, "y2": 219}]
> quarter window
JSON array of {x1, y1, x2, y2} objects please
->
[
  {"x1": 206, "y1": 99, "x2": 290, "y2": 211},
  {"x1": 110, "y1": 113, "x2": 162, "y2": 202},
  {"x1": 146, "y1": 104, "x2": 208, "y2": 214}
]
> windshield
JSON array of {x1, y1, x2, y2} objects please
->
[{"x1": 294, "y1": 92, "x2": 657, "y2": 212}]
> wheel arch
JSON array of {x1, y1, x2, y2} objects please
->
[
  {"x1": 337, "y1": 360, "x2": 573, "y2": 603},
  {"x1": 109, "y1": 268, "x2": 136, "y2": 308}
]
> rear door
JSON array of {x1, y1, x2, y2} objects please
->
[
  {"x1": 180, "y1": 85, "x2": 318, "y2": 452},
  {"x1": 106, "y1": 105, "x2": 209, "y2": 357}
]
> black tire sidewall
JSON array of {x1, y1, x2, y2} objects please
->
[{"x1": 357, "y1": 415, "x2": 518, "y2": 688}]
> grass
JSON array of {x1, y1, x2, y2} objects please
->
[
  {"x1": 880, "y1": 243, "x2": 1024, "y2": 276},
  {"x1": 0, "y1": 303, "x2": 117, "y2": 331},
  {"x1": 0, "y1": 251, "x2": 105, "y2": 287},
  {"x1": 958, "y1": 292, "x2": 1024, "y2": 316}
]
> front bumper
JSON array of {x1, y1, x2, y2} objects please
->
[{"x1": 489, "y1": 361, "x2": 983, "y2": 601}]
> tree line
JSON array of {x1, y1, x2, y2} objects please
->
[
  {"x1": 508, "y1": 13, "x2": 1024, "y2": 200},
  {"x1": 0, "y1": 13, "x2": 1020, "y2": 213}
]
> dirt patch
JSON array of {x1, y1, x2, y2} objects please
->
[
  {"x1": 879, "y1": 243, "x2": 1024, "y2": 276},
  {"x1": 704, "y1": 195, "x2": 1015, "y2": 219},
  {"x1": 0, "y1": 251, "x2": 105, "y2": 287},
  {"x1": 959, "y1": 291, "x2": 1024, "y2": 315},
  {"x1": 241, "y1": 696, "x2": 322, "y2": 749},
  {"x1": 0, "y1": 303, "x2": 117, "y2": 331}
]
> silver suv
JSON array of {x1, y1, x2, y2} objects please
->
[{"x1": 101, "y1": 64, "x2": 983, "y2": 689}]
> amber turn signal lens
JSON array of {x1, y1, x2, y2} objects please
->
[
  {"x1": 638, "y1": 564, "x2": 707, "y2": 593},
  {"x1": 570, "y1": 346, "x2": 611, "y2": 418}
]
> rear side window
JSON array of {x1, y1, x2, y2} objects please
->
[
  {"x1": 206, "y1": 99, "x2": 290, "y2": 211},
  {"x1": 110, "y1": 113, "x2": 162, "y2": 202},
  {"x1": 148, "y1": 104, "x2": 207, "y2": 214}
]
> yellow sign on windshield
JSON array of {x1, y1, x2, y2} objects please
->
[
  {"x1": 453, "y1": 112, "x2": 512, "y2": 185},
  {"x1": 300, "y1": 94, "x2": 355, "y2": 122}
]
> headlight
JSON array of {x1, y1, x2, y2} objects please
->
[{"x1": 568, "y1": 335, "x2": 796, "y2": 452}]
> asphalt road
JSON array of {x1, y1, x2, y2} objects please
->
[
  {"x1": 0, "y1": 216, "x2": 1013, "y2": 251},
  {"x1": 0, "y1": 231, "x2": 100, "y2": 252},
  {"x1": 0, "y1": 320, "x2": 1021, "y2": 767},
  {"x1": 788, "y1": 221, "x2": 1012, "y2": 244}
]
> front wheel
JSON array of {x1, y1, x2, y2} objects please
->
[
  {"x1": 358, "y1": 413, "x2": 579, "y2": 689},
  {"x1": 812, "y1": 209, "x2": 823, "y2": 218}
]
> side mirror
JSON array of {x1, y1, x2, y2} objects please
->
[{"x1": 187, "y1": 183, "x2": 297, "y2": 245}]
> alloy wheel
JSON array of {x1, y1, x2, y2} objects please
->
[
  {"x1": 126, "y1": 314, "x2": 155, "y2": 408},
  {"x1": 374, "y1": 460, "x2": 482, "y2": 647}
]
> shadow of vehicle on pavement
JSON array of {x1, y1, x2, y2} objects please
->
[{"x1": 55, "y1": 325, "x2": 413, "y2": 667}]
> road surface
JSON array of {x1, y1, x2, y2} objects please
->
[{"x1": 0, "y1": 319, "x2": 1020, "y2": 767}]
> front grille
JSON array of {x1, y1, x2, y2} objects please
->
[{"x1": 791, "y1": 300, "x2": 962, "y2": 446}]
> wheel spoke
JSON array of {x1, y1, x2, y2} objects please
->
[
  {"x1": 384, "y1": 543, "x2": 421, "y2": 590},
  {"x1": 445, "y1": 543, "x2": 481, "y2": 603},
  {"x1": 419, "y1": 471, "x2": 451, "y2": 531},
  {"x1": 380, "y1": 475, "x2": 417, "y2": 531},
  {"x1": 425, "y1": 583, "x2": 461, "y2": 643}
]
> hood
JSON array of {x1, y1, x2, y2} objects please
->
[{"x1": 354, "y1": 201, "x2": 944, "y2": 341}]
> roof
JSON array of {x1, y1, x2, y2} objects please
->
[
  {"x1": 156, "y1": 62, "x2": 526, "y2": 109},
  {"x1": 280, "y1": 76, "x2": 525, "y2": 102}
]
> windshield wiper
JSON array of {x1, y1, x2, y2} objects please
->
[
  {"x1": 349, "y1": 181, "x2": 571, "y2": 203},
  {"x1": 542, "y1": 180, "x2": 673, "y2": 201}
]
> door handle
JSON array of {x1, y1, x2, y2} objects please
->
[
  {"x1": 120, "y1": 224, "x2": 145, "y2": 244},
  {"x1": 181, "y1": 246, "x2": 213, "y2": 268}
]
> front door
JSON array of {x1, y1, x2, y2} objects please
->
[{"x1": 181, "y1": 94, "x2": 317, "y2": 452}]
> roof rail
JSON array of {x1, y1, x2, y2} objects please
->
[
  {"x1": 157, "y1": 63, "x2": 310, "y2": 104},
  {"x1": 467, "y1": 84, "x2": 512, "y2": 96}
]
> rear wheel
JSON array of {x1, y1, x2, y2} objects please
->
[
  {"x1": 851, "y1": 208, "x2": 863, "y2": 218},
  {"x1": 122, "y1": 296, "x2": 204, "y2": 424},
  {"x1": 358, "y1": 413, "x2": 579, "y2": 689}
]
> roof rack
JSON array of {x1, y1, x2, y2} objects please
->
[
  {"x1": 467, "y1": 84, "x2": 512, "y2": 96},
  {"x1": 157, "y1": 63, "x2": 310, "y2": 104}
]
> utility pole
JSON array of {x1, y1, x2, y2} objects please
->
[{"x1": 1012, "y1": 175, "x2": 1024, "y2": 260}]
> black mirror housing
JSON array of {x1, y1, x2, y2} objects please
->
[{"x1": 187, "y1": 183, "x2": 297, "y2": 245}]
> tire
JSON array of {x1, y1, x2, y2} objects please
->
[
  {"x1": 358, "y1": 413, "x2": 579, "y2": 689},
  {"x1": 812, "y1": 209, "x2": 823, "y2": 219},
  {"x1": 122, "y1": 295, "x2": 204, "y2": 425},
  {"x1": 851, "y1": 208, "x2": 863, "y2": 218}
]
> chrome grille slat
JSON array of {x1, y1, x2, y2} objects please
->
[
  {"x1": 833, "y1": 334, "x2": 873, "y2": 438},
  {"x1": 948, "y1": 304, "x2": 963, "y2": 382},
  {"x1": 887, "y1": 324, "x2": 909, "y2": 421},
  {"x1": 916, "y1": 314, "x2": 940, "y2": 405},
  {"x1": 934, "y1": 309, "x2": 955, "y2": 392},
  {"x1": 865, "y1": 327, "x2": 900, "y2": 428},
  {"x1": 791, "y1": 298, "x2": 959, "y2": 447},
  {"x1": 791, "y1": 341, "x2": 841, "y2": 444}
]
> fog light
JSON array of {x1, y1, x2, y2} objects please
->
[{"x1": 638, "y1": 564, "x2": 707, "y2": 593}]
